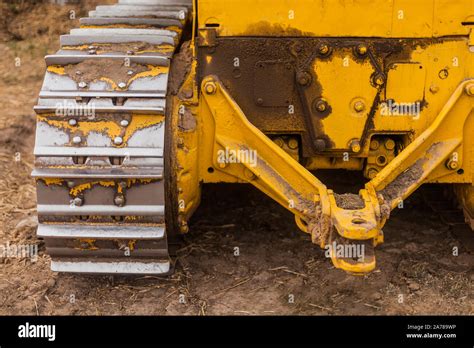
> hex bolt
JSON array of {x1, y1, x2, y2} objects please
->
[
  {"x1": 274, "y1": 138, "x2": 285, "y2": 148},
  {"x1": 370, "y1": 139, "x2": 380, "y2": 151},
  {"x1": 120, "y1": 120, "x2": 129, "y2": 127},
  {"x1": 313, "y1": 99, "x2": 329, "y2": 113},
  {"x1": 72, "y1": 136, "x2": 82, "y2": 144},
  {"x1": 446, "y1": 159, "x2": 458, "y2": 170},
  {"x1": 354, "y1": 101, "x2": 365, "y2": 112},
  {"x1": 204, "y1": 81, "x2": 217, "y2": 95},
  {"x1": 73, "y1": 197, "x2": 83, "y2": 207},
  {"x1": 114, "y1": 137, "x2": 123, "y2": 145},
  {"x1": 118, "y1": 82, "x2": 127, "y2": 89},
  {"x1": 349, "y1": 139, "x2": 361, "y2": 153},
  {"x1": 288, "y1": 138, "x2": 299, "y2": 150},
  {"x1": 69, "y1": 119, "x2": 78, "y2": 126},
  {"x1": 367, "y1": 168, "x2": 379, "y2": 179},
  {"x1": 114, "y1": 195, "x2": 125, "y2": 207},
  {"x1": 297, "y1": 71, "x2": 312, "y2": 86},
  {"x1": 466, "y1": 84, "x2": 474, "y2": 96},
  {"x1": 385, "y1": 139, "x2": 396, "y2": 151},
  {"x1": 356, "y1": 44, "x2": 368, "y2": 56},
  {"x1": 319, "y1": 44, "x2": 330, "y2": 55},
  {"x1": 374, "y1": 74, "x2": 385, "y2": 86},
  {"x1": 78, "y1": 81, "x2": 87, "y2": 89}
]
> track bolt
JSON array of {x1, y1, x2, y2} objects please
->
[
  {"x1": 78, "y1": 81, "x2": 87, "y2": 89},
  {"x1": 297, "y1": 71, "x2": 312, "y2": 86},
  {"x1": 114, "y1": 195, "x2": 125, "y2": 207},
  {"x1": 204, "y1": 81, "x2": 217, "y2": 95},
  {"x1": 384, "y1": 139, "x2": 396, "y2": 151},
  {"x1": 88, "y1": 49, "x2": 96, "y2": 55},
  {"x1": 72, "y1": 136, "x2": 82, "y2": 144},
  {"x1": 356, "y1": 44, "x2": 368, "y2": 56},
  {"x1": 120, "y1": 120, "x2": 129, "y2": 127},
  {"x1": 288, "y1": 138, "x2": 299, "y2": 150},
  {"x1": 114, "y1": 137, "x2": 123, "y2": 145},
  {"x1": 446, "y1": 159, "x2": 459, "y2": 170},
  {"x1": 349, "y1": 139, "x2": 361, "y2": 153},
  {"x1": 67, "y1": 181, "x2": 75, "y2": 188},
  {"x1": 354, "y1": 101, "x2": 365, "y2": 112},
  {"x1": 127, "y1": 70, "x2": 134, "y2": 76},
  {"x1": 466, "y1": 84, "x2": 474, "y2": 96},
  {"x1": 313, "y1": 99, "x2": 329, "y2": 113},
  {"x1": 318, "y1": 44, "x2": 330, "y2": 56},
  {"x1": 73, "y1": 197, "x2": 83, "y2": 207},
  {"x1": 69, "y1": 119, "x2": 78, "y2": 126},
  {"x1": 118, "y1": 82, "x2": 127, "y2": 89}
]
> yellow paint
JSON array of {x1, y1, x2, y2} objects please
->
[
  {"x1": 41, "y1": 178, "x2": 63, "y2": 186},
  {"x1": 69, "y1": 179, "x2": 155, "y2": 196}
]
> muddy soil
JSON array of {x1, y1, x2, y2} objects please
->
[{"x1": 0, "y1": 1, "x2": 472, "y2": 316}]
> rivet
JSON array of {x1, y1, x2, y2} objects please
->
[{"x1": 430, "y1": 85, "x2": 440, "y2": 94}]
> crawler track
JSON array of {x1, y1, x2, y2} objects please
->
[{"x1": 33, "y1": 0, "x2": 191, "y2": 275}]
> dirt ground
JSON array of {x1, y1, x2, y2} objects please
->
[{"x1": 0, "y1": 1, "x2": 472, "y2": 316}]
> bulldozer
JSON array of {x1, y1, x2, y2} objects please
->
[{"x1": 33, "y1": 0, "x2": 474, "y2": 275}]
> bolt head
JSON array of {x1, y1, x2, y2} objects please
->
[
  {"x1": 73, "y1": 197, "x2": 83, "y2": 207},
  {"x1": 374, "y1": 75, "x2": 385, "y2": 86},
  {"x1": 288, "y1": 138, "x2": 299, "y2": 150},
  {"x1": 357, "y1": 44, "x2": 368, "y2": 55},
  {"x1": 72, "y1": 136, "x2": 82, "y2": 144},
  {"x1": 354, "y1": 101, "x2": 365, "y2": 112},
  {"x1": 319, "y1": 44, "x2": 330, "y2": 55},
  {"x1": 313, "y1": 99, "x2": 328, "y2": 113},
  {"x1": 204, "y1": 82, "x2": 217, "y2": 95},
  {"x1": 430, "y1": 85, "x2": 440, "y2": 94},
  {"x1": 78, "y1": 81, "x2": 87, "y2": 88},
  {"x1": 297, "y1": 72, "x2": 312, "y2": 86},
  {"x1": 120, "y1": 120, "x2": 129, "y2": 127},
  {"x1": 69, "y1": 119, "x2": 77, "y2": 126},
  {"x1": 118, "y1": 82, "x2": 127, "y2": 89},
  {"x1": 370, "y1": 139, "x2": 380, "y2": 151},
  {"x1": 274, "y1": 138, "x2": 285, "y2": 148},
  {"x1": 385, "y1": 139, "x2": 396, "y2": 151},
  {"x1": 350, "y1": 140, "x2": 361, "y2": 153},
  {"x1": 114, "y1": 137, "x2": 123, "y2": 145},
  {"x1": 314, "y1": 139, "x2": 326, "y2": 152},
  {"x1": 114, "y1": 195, "x2": 125, "y2": 207},
  {"x1": 466, "y1": 84, "x2": 474, "y2": 96}
]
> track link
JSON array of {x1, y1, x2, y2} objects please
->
[{"x1": 33, "y1": 0, "x2": 191, "y2": 275}]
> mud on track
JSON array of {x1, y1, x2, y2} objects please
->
[{"x1": 0, "y1": 1, "x2": 472, "y2": 316}]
